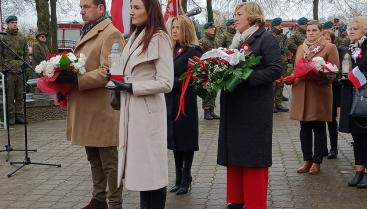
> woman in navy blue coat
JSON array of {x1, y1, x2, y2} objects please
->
[
  {"x1": 165, "y1": 15, "x2": 203, "y2": 195},
  {"x1": 339, "y1": 16, "x2": 367, "y2": 188},
  {"x1": 217, "y1": 2, "x2": 282, "y2": 209}
]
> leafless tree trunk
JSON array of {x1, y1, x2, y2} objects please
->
[
  {"x1": 207, "y1": 0, "x2": 213, "y2": 22},
  {"x1": 313, "y1": 0, "x2": 319, "y2": 20},
  {"x1": 50, "y1": 0, "x2": 57, "y2": 52}
]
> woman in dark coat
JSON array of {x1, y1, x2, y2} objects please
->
[
  {"x1": 339, "y1": 16, "x2": 367, "y2": 188},
  {"x1": 217, "y1": 2, "x2": 282, "y2": 209},
  {"x1": 322, "y1": 30, "x2": 342, "y2": 159},
  {"x1": 165, "y1": 15, "x2": 203, "y2": 195}
]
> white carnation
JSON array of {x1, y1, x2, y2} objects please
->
[
  {"x1": 49, "y1": 55, "x2": 62, "y2": 66},
  {"x1": 312, "y1": 56, "x2": 326, "y2": 71},
  {"x1": 44, "y1": 62, "x2": 56, "y2": 78},
  {"x1": 67, "y1": 52, "x2": 78, "y2": 62},
  {"x1": 35, "y1": 60, "x2": 47, "y2": 74}
]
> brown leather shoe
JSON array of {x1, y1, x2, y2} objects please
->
[
  {"x1": 297, "y1": 161, "x2": 312, "y2": 173},
  {"x1": 308, "y1": 163, "x2": 321, "y2": 175},
  {"x1": 81, "y1": 199, "x2": 108, "y2": 209}
]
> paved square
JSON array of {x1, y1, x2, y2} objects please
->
[{"x1": 1, "y1": 110, "x2": 367, "y2": 209}]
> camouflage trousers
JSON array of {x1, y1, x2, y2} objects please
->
[
  {"x1": 5, "y1": 72, "x2": 24, "y2": 116},
  {"x1": 201, "y1": 94, "x2": 217, "y2": 110},
  {"x1": 274, "y1": 61, "x2": 289, "y2": 107}
]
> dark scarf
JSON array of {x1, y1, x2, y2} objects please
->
[{"x1": 80, "y1": 15, "x2": 109, "y2": 38}]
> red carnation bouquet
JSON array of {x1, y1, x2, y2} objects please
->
[
  {"x1": 279, "y1": 56, "x2": 339, "y2": 85},
  {"x1": 176, "y1": 47, "x2": 260, "y2": 119},
  {"x1": 35, "y1": 52, "x2": 87, "y2": 107}
]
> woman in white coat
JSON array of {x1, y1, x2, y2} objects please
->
[{"x1": 107, "y1": 0, "x2": 174, "y2": 208}]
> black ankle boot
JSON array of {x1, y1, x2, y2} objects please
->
[
  {"x1": 357, "y1": 174, "x2": 367, "y2": 188},
  {"x1": 169, "y1": 168, "x2": 182, "y2": 192},
  {"x1": 176, "y1": 169, "x2": 192, "y2": 195},
  {"x1": 227, "y1": 203, "x2": 244, "y2": 209},
  {"x1": 348, "y1": 171, "x2": 364, "y2": 187}
]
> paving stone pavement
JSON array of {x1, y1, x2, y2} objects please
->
[{"x1": 1, "y1": 109, "x2": 367, "y2": 209}]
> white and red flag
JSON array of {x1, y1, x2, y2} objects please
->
[
  {"x1": 164, "y1": 0, "x2": 179, "y2": 21},
  {"x1": 348, "y1": 66, "x2": 367, "y2": 89},
  {"x1": 111, "y1": 0, "x2": 130, "y2": 34}
]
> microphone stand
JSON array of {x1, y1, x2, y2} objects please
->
[
  {"x1": 0, "y1": 37, "x2": 61, "y2": 178},
  {"x1": 0, "y1": 68, "x2": 35, "y2": 162}
]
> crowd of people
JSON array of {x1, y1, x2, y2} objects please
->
[{"x1": 1, "y1": 0, "x2": 367, "y2": 209}]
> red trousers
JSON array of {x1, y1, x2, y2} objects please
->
[{"x1": 227, "y1": 166, "x2": 268, "y2": 209}]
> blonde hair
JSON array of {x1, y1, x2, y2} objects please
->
[
  {"x1": 349, "y1": 16, "x2": 367, "y2": 35},
  {"x1": 234, "y1": 2, "x2": 265, "y2": 26},
  {"x1": 171, "y1": 15, "x2": 199, "y2": 47}
]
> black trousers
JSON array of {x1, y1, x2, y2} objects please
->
[
  {"x1": 300, "y1": 121, "x2": 327, "y2": 164},
  {"x1": 326, "y1": 105, "x2": 338, "y2": 150},
  {"x1": 173, "y1": 151, "x2": 194, "y2": 172},
  {"x1": 352, "y1": 133, "x2": 367, "y2": 167},
  {"x1": 140, "y1": 187, "x2": 167, "y2": 209}
]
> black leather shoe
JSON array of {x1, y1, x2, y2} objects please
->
[
  {"x1": 357, "y1": 174, "x2": 367, "y2": 188},
  {"x1": 327, "y1": 149, "x2": 338, "y2": 159},
  {"x1": 8, "y1": 116, "x2": 16, "y2": 126},
  {"x1": 16, "y1": 116, "x2": 26, "y2": 124},
  {"x1": 210, "y1": 110, "x2": 220, "y2": 119},
  {"x1": 227, "y1": 203, "x2": 244, "y2": 209},
  {"x1": 204, "y1": 110, "x2": 214, "y2": 120},
  {"x1": 276, "y1": 105, "x2": 289, "y2": 112},
  {"x1": 282, "y1": 96, "x2": 289, "y2": 101},
  {"x1": 348, "y1": 171, "x2": 364, "y2": 187}
]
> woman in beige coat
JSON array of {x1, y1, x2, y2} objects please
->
[
  {"x1": 106, "y1": 0, "x2": 173, "y2": 208},
  {"x1": 290, "y1": 20, "x2": 339, "y2": 175}
]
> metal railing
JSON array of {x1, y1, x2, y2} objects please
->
[
  {"x1": 0, "y1": 72, "x2": 7, "y2": 129},
  {"x1": 57, "y1": 40, "x2": 77, "y2": 51}
]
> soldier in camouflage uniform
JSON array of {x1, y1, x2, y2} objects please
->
[
  {"x1": 335, "y1": 25, "x2": 350, "y2": 52},
  {"x1": 271, "y1": 18, "x2": 289, "y2": 113},
  {"x1": 199, "y1": 22, "x2": 220, "y2": 120},
  {"x1": 216, "y1": 19, "x2": 236, "y2": 48},
  {"x1": 287, "y1": 17, "x2": 308, "y2": 64},
  {"x1": 0, "y1": 16, "x2": 29, "y2": 125}
]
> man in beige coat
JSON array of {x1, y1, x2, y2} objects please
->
[{"x1": 56, "y1": 1, "x2": 125, "y2": 209}]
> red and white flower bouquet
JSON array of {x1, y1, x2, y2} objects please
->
[
  {"x1": 281, "y1": 56, "x2": 339, "y2": 85},
  {"x1": 35, "y1": 52, "x2": 87, "y2": 106},
  {"x1": 176, "y1": 47, "x2": 260, "y2": 118}
]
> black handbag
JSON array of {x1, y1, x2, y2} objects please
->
[{"x1": 350, "y1": 85, "x2": 367, "y2": 117}]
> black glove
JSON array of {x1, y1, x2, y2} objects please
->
[
  {"x1": 106, "y1": 69, "x2": 111, "y2": 80},
  {"x1": 105, "y1": 80, "x2": 132, "y2": 93},
  {"x1": 55, "y1": 71, "x2": 78, "y2": 84},
  {"x1": 339, "y1": 77, "x2": 351, "y2": 86}
]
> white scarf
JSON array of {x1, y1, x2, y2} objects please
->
[
  {"x1": 350, "y1": 36, "x2": 367, "y2": 62},
  {"x1": 230, "y1": 25, "x2": 260, "y2": 49}
]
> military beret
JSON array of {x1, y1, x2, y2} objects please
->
[
  {"x1": 271, "y1": 18, "x2": 282, "y2": 27},
  {"x1": 323, "y1": 21, "x2": 333, "y2": 29},
  {"x1": 339, "y1": 24, "x2": 347, "y2": 32},
  {"x1": 226, "y1": 19, "x2": 235, "y2": 26},
  {"x1": 36, "y1": 31, "x2": 48, "y2": 38},
  {"x1": 5, "y1": 15, "x2": 17, "y2": 23},
  {"x1": 203, "y1": 22, "x2": 214, "y2": 29},
  {"x1": 297, "y1": 17, "x2": 308, "y2": 25}
]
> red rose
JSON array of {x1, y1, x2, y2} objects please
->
[
  {"x1": 226, "y1": 49, "x2": 235, "y2": 55},
  {"x1": 358, "y1": 53, "x2": 363, "y2": 59},
  {"x1": 47, "y1": 54, "x2": 57, "y2": 60}
]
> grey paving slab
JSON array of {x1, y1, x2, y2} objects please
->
[{"x1": 1, "y1": 98, "x2": 367, "y2": 209}]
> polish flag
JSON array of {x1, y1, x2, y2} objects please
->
[
  {"x1": 164, "y1": 0, "x2": 179, "y2": 21},
  {"x1": 348, "y1": 66, "x2": 367, "y2": 89},
  {"x1": 111, "y1": 0, "x2": 130, "y2": 34}
]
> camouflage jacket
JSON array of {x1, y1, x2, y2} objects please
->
[
  {"x1": 0, "y1": 29, "x2": 29, "y2": 72},
  {"x1": 287, "y1": 28, "x2": 306, "y2": 56},
  {"x1": 199, "y1": 33, "x2": 217, "y2": 52},
  {"x1": 216, "y1": 27, "x2": 236, "y2": 48},
  {"x1": 335, "y1": 36, "x2": 350, "y2": 52},
  {"x1": 271, "y1": 27, "x2": 287, "y2": 55}
]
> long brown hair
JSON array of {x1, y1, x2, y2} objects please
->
[{"x1": 130, "y1": 0, "x2": 168, "y2": 54}]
